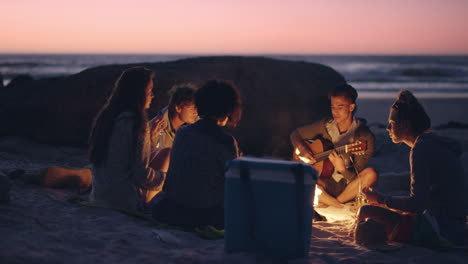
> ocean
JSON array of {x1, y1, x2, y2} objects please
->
[{"x1": 1, "y1": 54, "x2": 467, "y2": 98}]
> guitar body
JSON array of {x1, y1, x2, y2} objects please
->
[
  {"x1": 308, "y1": 138, "x2": 335, "y2": 178},
  {"x1": 292, "y1": 137, "x2": 335, "y2": 178},
  {"x1": 293, "y1": 136, "x2": 366, "y2": 179}
]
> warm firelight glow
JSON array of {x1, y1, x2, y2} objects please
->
[
  {"x1": 295, "y1": 148, "x2": 311, "y2": 164},
  {"x1": 313, "y1": 184, "x2": 322, "y2": 207}
]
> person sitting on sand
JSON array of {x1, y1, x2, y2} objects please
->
[
  {"x1": 290, "y1": 84, "x2": 378, "y2": 208},
  {"x1": 37, "y1": 85, "x2": 197, "y2": 192},
  {"x1": 88, "y1": 66, "x2": 167, "y2": 210},
  {"x1": 148, "y1": 84, "x2": 198, "y2": 175},
  {"x1": 358, "y1": 90, "x2": 466, "y2": 247},
  {"x1": 150, "y1": 84, "x2": 198, "y2": 151},
  {"x1": 152, "y1": 80, "x2": 242, "y2": 229}
]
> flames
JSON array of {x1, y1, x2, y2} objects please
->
[
  {"x1": 295, "y1": 148, "x2": 321, "y2": 206},
  {"x1": 313, "y1": 184, "x2": 322, "y2": 206},
  {"x1": 295, "y1": 148, "x2": 311, "y2": 164}
]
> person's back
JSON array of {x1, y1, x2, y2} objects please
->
[
  {"x1": 90, "y1": 111, "x2": 149, "y2": 210},
  {"x1": 414, "y1": 133, "x2": 465, "y2": 243},
  {"x1": 164, "y1": 119, "x2": 238, "y2": 208},
  {"x1": 151, "y1": 80, "x2": 242, "y2": 229}
]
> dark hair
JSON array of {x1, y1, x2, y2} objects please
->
[
  {"x1": 391, "y1": 90, "x2": 431, "y2": 135},
  {"x1": 89, "y1": 67, "x2": 155, "y2": 166},
  {"x1": 329, "y1": 84, "x2": 358, "y2": 104},
  {"x1": 167, "y1": 84, "x2": 197, "y2": 117},
  {"x1": 195, "y1": 80, "x2": 242, "y2": 127}
]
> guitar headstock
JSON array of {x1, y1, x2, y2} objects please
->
[{"x1": 346, "y1": 140, "x2": 367, "y2": 155}]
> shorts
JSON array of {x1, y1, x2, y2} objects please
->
[
  {"x1": 390, "y1": 212, "x2": 440, "y2": 248},
  {"x1": 323, "y1": 177, "x2": 347, "y2": 198},
  {"x1": 389, "y1": 213, "x2": 415, "y2": 242}
]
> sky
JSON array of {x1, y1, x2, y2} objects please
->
[{"x1": 1, "y1": 0, "x2": 467, "y2": 54}]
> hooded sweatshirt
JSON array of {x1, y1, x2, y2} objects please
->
[{"x1": 382, "y1": 132, "x2": 466, "y2": 244}]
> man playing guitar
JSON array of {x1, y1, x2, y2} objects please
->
[{"x1": 290, "y1": 84, "x2": 377, "y2": 208}]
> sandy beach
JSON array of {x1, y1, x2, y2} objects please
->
[
  {"x1": 1, "y1": 98, "x2": 467, "y2": 263},
  {"x1": 1, "y1": 0, "x2": 467, "y2": 260}
]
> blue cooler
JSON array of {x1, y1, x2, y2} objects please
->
[{"x1": 224, "y1": 157, "x2": 317, "y2": 259}]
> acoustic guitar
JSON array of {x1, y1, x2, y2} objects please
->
[{"x1": 293, "y1": 138, "x2": 367, "y2": 178}]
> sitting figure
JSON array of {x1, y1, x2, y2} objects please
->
[
  {"x1": 36, "y1": 85, "x2": 198, "y2": 193},
  {"x1": 148, "y1": 84, "x2": 198, "y2": 175},
  {"x1": 290, "y1": 84, "x2": 377, "y2": 208},
  {"x1": 359, "y1": 90, "x2": 466, "y2": 247},
  {"x1": 152, "y1": 80, "x2": 242, "y2": 229},
  {"x1": 88, "y1": 67, "x2": 165, "y2": 210}
]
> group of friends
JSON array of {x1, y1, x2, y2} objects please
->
[{"x1": 83, "y1": 66, "x2": 464, "y2": 248}]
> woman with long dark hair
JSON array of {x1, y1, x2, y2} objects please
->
[
  {"x1": 358, "y1": 90, "x2": 465, "y2": 247},
  {"x1": 89, "y1": 67, "x2": 166, "y2": 210}
]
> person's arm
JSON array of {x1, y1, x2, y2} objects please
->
[
  {"x1": 149, "y1": 110, "x2": 167, "y2": 150},
  {"x1": 378, "y1": 142, "x2": 431, "y2": 213},
  {"x1": 290, "y1": 121, "x2": 324, "y2": 163},
  {"x1": 150, "y1": 116, "x2": 166, "y2": 146},
  {"x1": 341, "y1": 128, "x2": 375, "y2": 181},
  {"x1": 132, "y1": 143, "x2": 163, "y2": 189},
  {"x1": 232, "y1": 136, "x2": 241, "y2": 158}
]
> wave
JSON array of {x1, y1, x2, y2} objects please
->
[
  {"x1": 399, "y1": 66, "x2": 467, "y2": 78},
  {"x1": 1, "y1": 54, "x2": 468, "y2": 93},
  {"x1": 0, "y1": 62, "x2": 57, "y2": 67},
  {"x1": 350, "y1": 81, "x2": 468, "y2": 91}
]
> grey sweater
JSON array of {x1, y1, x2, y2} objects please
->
[{"x1": 90, "y1": 112, "x2": 160, "y2": 211}]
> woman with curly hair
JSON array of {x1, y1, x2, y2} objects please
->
[
  {"x1": 152, "y1": 80, "x2": 242, "y2": 229},
  {"x1": 358, "y1": 90, "x2": 466, "y2": 247}
]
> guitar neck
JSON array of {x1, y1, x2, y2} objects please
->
[{"x1": 313, "y1": 145, "x2": 347, "y2": 162}]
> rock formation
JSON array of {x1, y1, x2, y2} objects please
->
[{"x1": 0, "y1": 56, "x2": 345, "y2": 158}]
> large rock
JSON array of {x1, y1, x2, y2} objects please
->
[
  {"x1": 0, "y1": 56, "x2": 344, "y2": 158},
  {"x1": 0, "y1": 173, "x2": 11, "y2": 203},
  {"x1": 5, "y1": 74, "x2": 34, "y2": 89}
]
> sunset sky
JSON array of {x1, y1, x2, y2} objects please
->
[{"x1": 1, "y1": 0, "x2": 467, "y2": 54}]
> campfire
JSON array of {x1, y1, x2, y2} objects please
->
[
  {"x1": 295, "y1": 148, "x2": 311, "y2": 164},
  {"x1": 295, "y1": 147, "x2": 361, "y2": 222}
]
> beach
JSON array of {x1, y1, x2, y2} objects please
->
[
  {"x1": 358, "y1": 97, "x2": 468, "y2": 127},
  {"x1": 1, "y1": 96, "x2": 467, "y2": 264},
  {"x1": 1, "y1": 0, "x2": 467, "y2": 260}
]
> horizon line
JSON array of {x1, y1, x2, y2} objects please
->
[{"x1": 1, "y1": 52, "x2": 468, "y2": 57}]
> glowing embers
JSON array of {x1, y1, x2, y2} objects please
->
[{"x1": 313, "y1": 184, "x2": 322, "y2": 207}]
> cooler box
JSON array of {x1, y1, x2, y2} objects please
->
[{"x1": 224, "y1": 157, "x2": 317, "y2": 259}]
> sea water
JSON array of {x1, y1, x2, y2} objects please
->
[{"x1": 1, "y1": 54, "x2": 467, "y2": 98}]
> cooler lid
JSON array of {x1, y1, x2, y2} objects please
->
[{"x1": 227, "y1": 156, "x2": 317, "y2": 181}]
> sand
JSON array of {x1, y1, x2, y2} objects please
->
[{"x1": 1, "y1": 98, "x2": 467, "y2": 263}]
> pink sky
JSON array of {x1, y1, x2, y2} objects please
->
[{"x1": 1, "y1": 0, "x2": 467, "y2": 54}]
